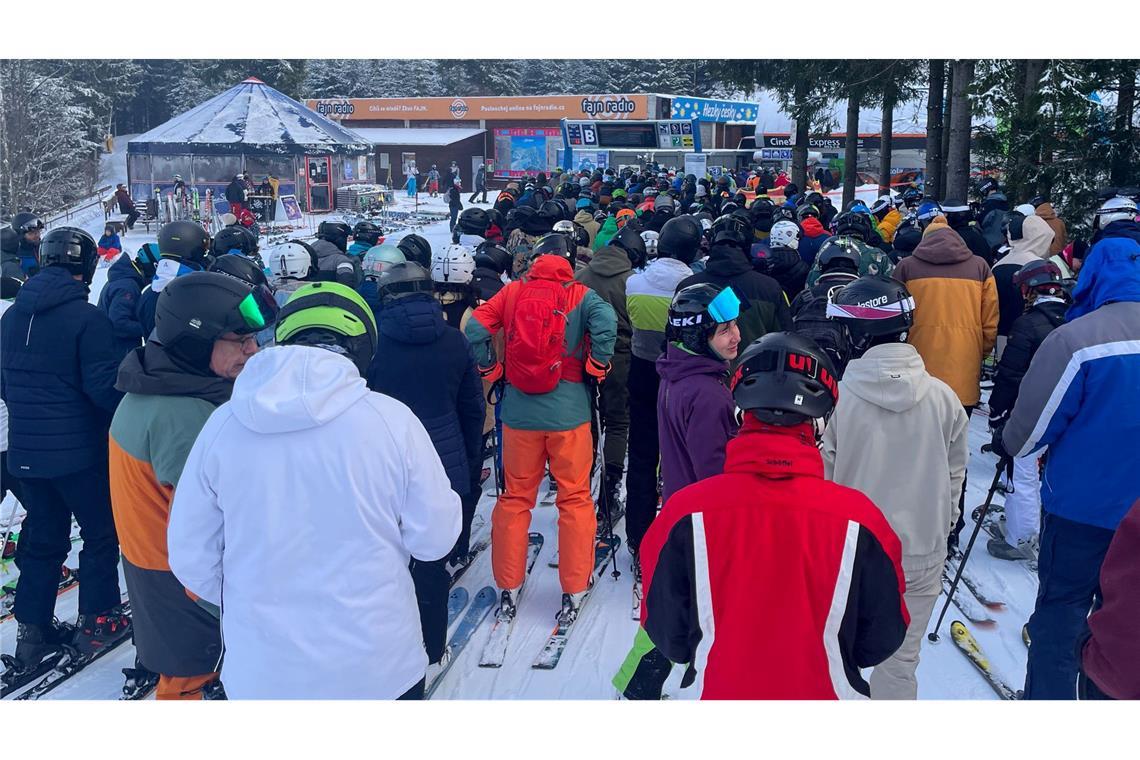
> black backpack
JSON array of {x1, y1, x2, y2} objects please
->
[{"x1": 790, "y1": 279, "x2": 854, "y2": 377}]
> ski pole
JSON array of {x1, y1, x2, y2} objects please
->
[
  {"x1": 928, "y1": 456, "x2": 1008, "y2": 643},
  {"x1": 592, "y1": 381, "x2": 620, "y2": 581}
]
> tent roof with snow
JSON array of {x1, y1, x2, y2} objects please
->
[{"x1": 128, "y1": 78, "x2": 371, "y2": 156}]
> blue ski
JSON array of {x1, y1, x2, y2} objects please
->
[{"x1": 425, "y1": 586, "x2": 497, "y2": 699}]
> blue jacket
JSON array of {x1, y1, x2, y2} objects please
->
[
  {"x1": 97, "y1": 253, "x2": 147, "y2": 364},
  {"x1": 347, "y1": 240, "x2": 371, "y2": 258},
  {"x1": 365, "y1": 294, "x2": 485, "y2": 496},
  {"x1": 1002, "y1": 220, "x2": 1140, "y2": 530},
  {"x1": 1, "y1": 266, "x2": 123, "y2": 478}
]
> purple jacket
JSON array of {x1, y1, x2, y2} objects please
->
[{"x1": 656, "y1": 344, "x2": 739, "y2": 505}]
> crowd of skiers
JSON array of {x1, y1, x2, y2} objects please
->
[{"x1": 1, "y1": 163, "x2": 1138, "y2": 701}]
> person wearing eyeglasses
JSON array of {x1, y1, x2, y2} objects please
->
[{"x1": 107, "y1": 271, "x2": 275, "y2": 700}]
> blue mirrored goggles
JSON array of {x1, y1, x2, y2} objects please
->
[{"x1": 708, "y1": 286, "x2": 742, "y2": 323}]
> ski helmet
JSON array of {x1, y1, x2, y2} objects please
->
[
  {"x1": 473, "y1": 242, "x2": 513, "y2": 274},
  {"x1": 869, "y1": 195, "x2": 892, "y2": 218},
  {"x1": 731, "y1": 332, "x2": 839, "y2": 425},
  {"x1": 901, "y1": 187, "x2": 924, "y2": 208},
  {"x1": 658, "y1": 216, "x2": 702, "y2": 264},
  {"x1": 1093, "y1": 196, "x2": 1137, "y2": 230},
  {"x1": 653, "y1": 195, "x2": 676, "y2": 218},
  {"x1": 134, "y1": 243, "x2": 160, "y2": 280},
  {"x1": 158, "y1": 221, "x2": 211, "y2": 265},
  {"x1": 916, "y1": 201, "x2": 944, "y2": 229},
  {"x1": 538, "y1": 200, "x2": 567, "y2": 226},
  {"x1": 1012, "y1": 258, "x2": 1066, "y2": 298},
  {"x1": 458, "y1": 207, "x2": 490, "y2": 237},
  {"x1": 816, "y1": 236, "x2": 863, "y2": 273},
  {"x1": 275, "y1": 281, "x2": 378, "y2": 375},
  {"x1": 666, "y1": 283, "x2": 742, "y2": 360},
  {"x1": 796, "y1": 203, "x2": 821, "y2": 222},
  {"x1": 375, "y1": 261, "x2": 435, "y2": 305},
  {"x1": 769, "y1": 220, "x2": 801, "y2": 250},
  {"x1": 10, "y1": 212, "x2": 44, "y2": 236},
  {"x1": 209, "y1": 253, "x2": 271, "y2": 291},
  {"x1": 640, "y1": 230, "x2": 660, "y2": 260},
  {"x1": 431, "y1": 244, "x2": 476, "y2": 285},
  {"x1": 529, "y1": 232, "x2": 576, "y2": 267},
  {"x1": 155, "y1": 271, "x2": 267, "y2": 374},
  {"x1": 317, "y1": 221, "x2": 352, "y2": 252},
  {"x1": 833, "y1": 211, "x2": 874, "y2": 242},
  {"x1": 38, "y1": 227, "x2": 98, "y2": 284},
  {"x1": 212, "y1": 225, "x2": 258, "y2": 257},
  {"x1": 825, "y1": 275, "x2": 916, "y2": 354},
  {"x1": 941, "y1": 200, "x2": 973, "y2": 226},
  {"x1": 266, "y1": 241, "x2": 317, "y2": 281},
  {"x1": 892, "y1": 220, "x2": 922, "y2": 255},
  {"x1": 351, "y1": 220, "x2": 383, "y2": 247},
  {"x1": 396, "y1": 233, "x2": 432, "y2": 268},
  {"x1": 710, "y1": 214, "x2": 751, "y2": 250},
  {"x1": 974, "y1": 177, "x2": 1000, "y2": 197},
  {"x1": 611, "y1": 225, "x2": 648, "y2": 269},
  {"x1": 361, "y1": 244, "x2": 406, "y2": 279}
]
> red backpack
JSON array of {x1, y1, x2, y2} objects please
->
[{"x1": 503, "y1": 279, "x2": 582, "y2": 394}]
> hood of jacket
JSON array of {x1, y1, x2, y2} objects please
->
[
  {"x1": 107, "y1": 252, "x2": 145, "y2": 286},
  {"x1": 377, "y1": 293, "x2": 447, "y2": 345},
  {"x1": 840, "y1": 342, "x2": 931, "y2": 413},
  {"x1": 115, "y1": 340, "x2": 234, "y2": 405},
  {"x1": 593, "y1": 216, "x2": 620, "y2": 250},
  {"x1": 574, "y1": 210, "x2": 597, "y2": 227},
  {"x1": 1067, "y1": 221, "x2": 1140, "y2": 321},
  {"x1": 12, "y1": 266, "x2": 88, "y2": 315},
  {"x1": 656, "y1": 342, "x2": 729, "y2": 384},
  {"x1": 229, "y1": 345, "x2": 370, "y2": 435},
  {"x1": 723, "y1": 416, "x2": 823, "y2": 480},
  {"x1": 912, "y1": 227, "x2": 974, "y2": 266},
  {"x1": 1035, "y1": 202, "x2": 1059, "y2": 222},
  {"x1": 527, "y1": 253, "x2": 575, "y2": 283},
  {"x1": 705, "y1": 243, "x2": 753, "y2": 277},
  {"x1": 642, "y1": 257, "x2": 693, "y2": 291},
  {"x1": 1010, "y1": 214, "x2": 1055, "y2": 260},
  {"x1": 800, "y1": 216, "x2": 828, "y2": 239},
  {"x1": 587, "y1": 245, "x2": 633, "y2": 278}
]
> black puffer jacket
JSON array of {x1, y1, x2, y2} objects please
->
[
  {"x1": 678, "y1": 243, "x2": 792, "y2": 352},
  {"x1": 988, "y1": 298, "x2": 1068, "y2": 421},
  {"x1": 755, "y1": 246, "x2": 810, "y2": 302}
]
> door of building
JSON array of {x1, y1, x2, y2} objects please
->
[{"x1": 306, "y1": 155, "x2": 332, "y2": 212}]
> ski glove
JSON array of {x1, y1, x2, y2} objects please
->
[
  {"x1": 478, "y1": 361, "x2": 504, "y2": 385},
  {"x1": 988, "y1": 424, "x2": 1010, "y2": 462},
  {"x1": 585, "y1": 356, "x2": 610, "y2": 382}
]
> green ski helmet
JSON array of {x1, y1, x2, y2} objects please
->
[{"x1": 275, "y1": 282, "x2": 378, "y2": 375}]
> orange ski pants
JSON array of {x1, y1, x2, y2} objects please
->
[
  {"x1": 156, "y1": 672, "x2": 219, "y2": 700},
  {"x1": 492, "y1": 423, "x2": 596, "y2": 594}
]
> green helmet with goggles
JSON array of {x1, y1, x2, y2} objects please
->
[
  {"x1": 666, "y1": 283, "x2": 742, "y2": 360},
  {"x1": 275, "y1": 281, "x2": 378, "y2": 375}
]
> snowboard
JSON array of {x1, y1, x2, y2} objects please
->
[
  {"x1": 950, "y1": 620, "x2": 1021, "y2": 700},
  {"x1": 532, "y1": 534, "x2": 621, "y2": 670},
  {"x1": 425, "y1": 586, "x2": 496, "y2": 699},
  {"x1": 478, "y1": 532, "x2": 544, "y2": 668}
]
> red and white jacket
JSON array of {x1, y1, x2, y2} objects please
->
[{"x1": 636, "y1": 417, "x2": 909, "y2": 699}]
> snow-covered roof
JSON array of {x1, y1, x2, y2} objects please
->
[
  {"x1": 129, "y1": 78, "x2": 371, "y2": 156},
  {"x1": 352, "y1": 128, "x2": 485, "y2": 147}
]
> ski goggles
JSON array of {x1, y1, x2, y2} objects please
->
[
  {"x1": 236, "y1": 286, "x2": 279, "y2": 333},
  {"x1": 707, "y1": 286, "x2": 742, "y2": 324}
]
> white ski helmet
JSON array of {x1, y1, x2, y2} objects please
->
[
  {"x1": 769, "y1": 220, "x2": 801, "y2": 250},
  {"x1": 432, "y1": 244, "x2": 476, "y2": 285},
  {"x1": 640, "y1": 230, "x2": 660, "y2": 259},
  {"x1": 266, "y1": 241, "x2": 315, "y2": 280},
  {"x1": 1093, "y1": 196, "x2": 1137, "y2": 230},
  {"x1": 869, "y1": 195, "x2": 892, "y2": 216},
  {"x1": 362, "y1": 244, "x2": 406, "y2": 278},
  {"x1": 552, "y1": 219, "x2": 576, "y2": 235}
]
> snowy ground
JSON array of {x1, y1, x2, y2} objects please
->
[{"x1": 3, "y1": 186, "x2": 1033, "y2": 700}]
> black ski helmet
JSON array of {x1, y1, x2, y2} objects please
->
[
  {"x1": 10, "y1": 212, "x2": 44, "y2": 236},
  {"x1": 611, "y1": 225, "x2": 648, "y2": 269},
  {"x1": 458, "y1": 207, "x2": 490, "y2": 237},
  {"x1": 473, "y1": 242, "x2": 513, "y2": 274},
  {"x1": 710, "y1": 213, "x2": 751, "y2": 250},
  {"x1": 666, "y1": 283, "x2": 742, "y2": 360},
  {"x1": 155, "y1": 271, "x2": 265, "y2": 375},
  {"x1": 832, "y1": 211, "x2": 873, "y2": 242},
  {"x1": 1012, "y1": 258, "x2": 1066, "y2": 297},
  {"x1": 825, "y1": 275, "x2": 916, "y2": 354},
  {"x1": 158, "y1": 221, "x2": 211, "y2": 265},
  {"x1": 816, "y1": 237, "x2": 863, "y2": 273},
  {"x1": 376, "y1": 261, "x2": 435, "y2": 305},
  {"x1": 209, "y1": 253, "x2": 271, "y2": 290},
  {"x1": 352, "y1": 220, "x2": 383, "y2": 247},
  {"x1": 731, "y1": 332, "x2": 839, "y2": 425},
  {"x1": 891, "y1": 221, "x2": 922, "y2": 255},
  {"x1": 317, "y1": 221, "x2": 352, "y2": 252},
  {"x1": 38, "y1": 227, "x2": 98, "y2": 284},
  {"x1": 538, "y1": 200, "x2": 567, "y2": 227},
  {"x1": 658, "y1": 216, "x2": 702, "y2": 264},
  {"x1": 796, "y1": 203, "x2": 820, "y2": 223},
  {"x1": 212, "y1": 225, "x2": 258, "y2": 257},
  {"x1": 529, "y1": 232, "x2": 576, "y2": 267},
  {"x1": 396, "y1": 233, "x2": 432, "y2": 268}
]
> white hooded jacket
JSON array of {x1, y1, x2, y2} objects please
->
[
  {"x1": 821, "y1": 342, "x2": 968, "y2": 570},
  {"x1": 168, "y1": 345, "x2": 461, "y2": 698}
]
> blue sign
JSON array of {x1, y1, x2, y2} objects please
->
[
  {"x1": 670, "y1": 96, "x2": 759, "y2": 124},
  {"x1": 760, "y1": 149, "x2": 793, "y2": 160}
]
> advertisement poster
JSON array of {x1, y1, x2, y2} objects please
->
[
  {"x1": 493, "y1": 128, "x2": 561, "y2": 178},
  {"x1": 278, "y1": 194, "x2": 303, "y2": 221},
  {"x1": 556, "y1": 150, "x2": 608, "y2": 173},
  {"x1": 670, "y1": 96, "x2": 759, "y2": 124},
  {"x1": 684, "y1": 153, "x2": 708, "y2": 179},
  {"x1": 307, "y1": 95, "x2": 649, "y2": 122}
]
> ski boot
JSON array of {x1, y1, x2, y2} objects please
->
[
  {"x1": 74, "y1": 605, "x2": 132, "y2": 657},
  {"x1": 201, "y1": 677, "x2": 228, "y2": 700},
  {"x1": 425, "y1": 646, "x2": 452, "y2": 689},
  {"x1": 11, "y1": 619, "x2": 74, "y2": 671},
  {"x1": 987, "y1": 534, "x2": 1039, "y2": 562},
  {"x1": 557, "y1": 589, "x2": 589, "y2": 626},
  {"x1": 120, "y1": 657, "x2": 160, "y2": 701},
  {"x1": 496, "y1": 587, "x2": 522, "y2": 622}
]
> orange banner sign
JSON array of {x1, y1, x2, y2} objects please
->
[{"x1": 306, "y1": 95, "x2": 649, "y2": 122}]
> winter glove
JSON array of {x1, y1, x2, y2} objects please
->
[
  {"x1": 585, "y1": 356, "x2": 610, "y2": 383},
  {"x1": 988, "y1": 423, "x2": 1010, "y2": 462},
  {"x1": 478, "y1": 361, "x2": 504, "y2": 385}
]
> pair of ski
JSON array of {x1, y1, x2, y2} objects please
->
[
  {"x1": 2, "y1": 601, "x2": 134, "y2": 700},
  {"x1": 950, "y1": 620, "x2": 1022, "y2": 700}
]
